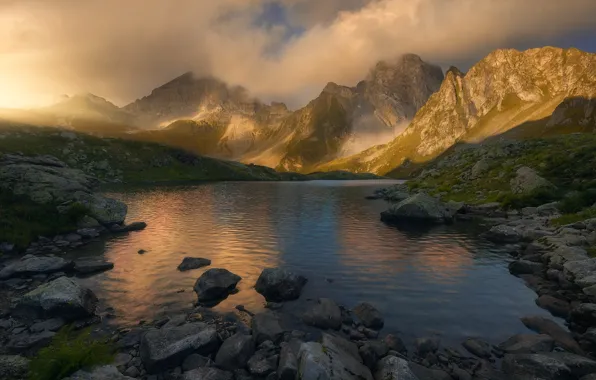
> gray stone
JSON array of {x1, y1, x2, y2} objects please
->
[
  {"x1": 374, "y1": 356, "x2": 419, "y2": 380},
  {"x1": 64, "y1": 365, "x2": 135, "y2": 380},
  {"x1": 509, "y1": 260, "x2": 543, "y2": 275},
  {"x1": 462, "y1": 338, "x2": 492, "y2": 359},
  {"x1": 123, "y1": 366, "x2": 140, "y2": 378},
  {"x1": 29, "y1": 317, "x2": 66, "y2": 333},
  {"x1": 0, "y1": 355, "x2": 30, "y2": 380},
  {"x1": 74, "y1": 192, "x2": 127, "y2": 225},
  {"x1": 13, "y1": 277, "x2": 98, "y2": 320},
  {"x1": 277, "y1": 344, "x2": 297, "y2": 380},
  {"x1": 0, "y1": 256, "x2": 72, "y2": 280},
  {"x1": 177, "y1": 257, "x2": 211, "y2": 272},
  {"x1": 521, "y1": 316, "x2": 584, "y2": 355},
  {"x1": 77, "y1": 228, "x2": 100, "y2": 238},
  {"x1": 536, "y1": 295, "x2": 571, "y2": 318},
  {"x1": 502, "y1": 354, "x2": 573, "y2": 380},
  {"x1": 74, "y1": 260, "x2": 114, "y2": 274},
  {"x1": 298, "y1": 334, "x2": 373, "y2": 380},
  {"x1": 303, "y1": 298, "x2": 342, "y2": 330},
  {"x1": 252, "y1": 312, "x2": 284, "y2": 345},
  {"x1": 215, "y1": 333, "x2": 254, "y2": 370},
  {"x1": 542, "y1": 352, "x2": 596, "y2": 378},
  {"x1": 247, "y1": 352, "x2": 278, "y2": 377},
  {"x1": 77, "y1": 216, "x2": 101, "y2": 229},
  {"x1": 255, "y1": 268, "x2": 307, "y2": 302},
  {"x1": 498, "y1": 334, "x2": 555, "y2": 354},
  {"x1": 140, "y1": 322, "x2": 219, "y2": 373},
  {"x1": 384, "y1": 334, "x2": 407, "y2": 354},
  {"x1": 114, "y1": 353, "x2": 133, "y2": 367},
  {"x1": 359, "y1": 341, "x2": 389, "y2": 370},
  {"x1": 353, "y1": 302, "x2": 384, "y2": 329},
  {"x1": 381, "y1": 193, "x2": 454, "y2": 224},
  {"x1": 111, "y1": 222, "x2": 147, "y2": 233},
  {"x1": 409, "y1": 362, "x2": 452, "y2": 380},
  {"x1": 510, "y1": 166, "x2": 556, "y2": 195},
  {"x1": 485, "y1": 225, "x2": 523, "y2": 243},
  {"x1": 570, "y1": 303, "x2": 596, "y2": 326},
  {"x1": 7, "y1": 331, "x2": 55, "y2": 354},
  {"x1": 182, "y1": 354, "x2": 213, "y2": 372},
  {"x1": 564, "y1": 258, "x2": 596, "y2": 284},
  {"x1": 193, "y1": 268, "x2": 241, "y2": 303},
  {"x1": 544, "y1": 246, "x2": 588, "y2": 270},
  {"x1": 183, "y1": 368, "x2": 233, "y2": 380},
  {"x1": 415, "y1": 336, "x2": 440, "y2": 357}
]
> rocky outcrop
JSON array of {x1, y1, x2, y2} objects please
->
[
  {"x1": 0, "y1": 255, "x2": 72, "y2": 279},
  {"x1": 254, "y1": 268, "x2": 307, "y2": 302},
  {"x1": 193, "y1": 268, "x2": 241, "y2": 303},
  {"x1": 12, "y1": 276, "x2": 98, "y2": 320},
  {"x1": 380, "y1": 193, "x2": 457, "y2": 224}
]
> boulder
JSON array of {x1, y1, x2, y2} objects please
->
[
  {"x1": 485, "y1": 225, "x2": 524, "y2": 243},
  {"x1": 7, "y1": 331, "x2": 56, "y2": 354},
  {"x1": 502, "y1": 354, "x2": 573, "y2": 380},
  {"x1": 247, "y1": 351, "x2": 278, "y2": 377},
  {"x1": 384, "y1": 334, "x2": 408, "y2": 354},
  {"x1": 380, "y1": 193, "x2": 454, "y2": 224},
  {"x1": 303, "y1": 298, "x2": 342, "y2": 330},
  {"x1": 63, "y1": 365, "x2": 135, "y2": 380},
  {"x1": 193, "y1": 268, "x2": 241, "y2": 303},
  {"x1": 178, "y1": 257, "x2": 212, "y2": 272},
  {"x1": 536, "y1": 295, "x2": 571, "y2": 318},
  {"x1": 359, "y1": 341, "x2": 389, "y2": 370},
  {"x1": 298, "y1": 334, "x2": 373, "y2": 380},
  {"x1": 255, "y1": 268, "x2": 307, "y2": 302},
  {"x1": 278, "y1": 343, "x2": 298, "y2": 380},
  {"x1": 73, "y1": 260, "x2": 114, "y2": 275},
  {"x1": 521, "y1": 316, "x2": 584, "y2": 354},
  {"x1": 415, "y1": 336, "x2": 440, "y2": 357},
  {"x1": 0, "y1": 256, "x2": 72, "y2": 280},
  {"x1": 542, "y1": 352, "x2": 596, "y2": 378},
  {"x1": 510, "y1": 166, "x2": 556, "y2": 195},
  {"x1": 0, "y1": 355, "x2": 30, "y2": 380},
  {"x1": 409, "y1": 362, "x2": 452, "y2": 380},
  {"x1": 462, "y1": 338, "x2": 492, "y2": 359},
  {"x1": 29, "y1": 318, "x2": 66, "y2": 333},
  {"x1": 252, "y1": 312, "x2": 284, "y2": 345},
  {"x1": 374, "y1": 356, "x2": 419, "y2": 380},
  {"x1": 353, "y1": 302, "x2": 384, "y2": 330},
  {"x1": 498, "y1": 334, "x2": 554, "y2": 354},
  {"x1": 215, "y1": 333, "x2": 254, "y2": 370},
  {"x1": 544, "y1": 246, "x2": 588, "y2": 270},
  {"x1": 13, "y1": 277, "x2": 97, "y2": 320},
  {"x1": 509, "y1": 260, "x2": 544, "y2": 275},
  {"x1": 140, "y1": 322, "x2": 219, "y2": 373},
  {"x1": 570, "y1": 303, "x2": 596, "y2": 327},
  {"x1": 183, "y1": 368, "x2": 233, "y2": 380},
  {"x1": 182, "y1": 354, "x2": 213, "y2": 372},
  {"x1": 110, "y1": 222, "x2": 147, "y2": 233},
  {"x1": 73, "y1": 192, "x2": 127, "y2": 225}
]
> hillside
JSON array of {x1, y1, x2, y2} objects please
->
[{"x1": 317, "y1": 47, "x2": 596, "y2": 175}]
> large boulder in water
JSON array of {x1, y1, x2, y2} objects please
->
[
  {"x1": 193, "y1": 268, "x2": 241, "y2": 303},
  {"x1": 380, "y1": 193, "x2": 455, "y2": 224},
  {"x1": 13, "y1": 276, "x2": 98, "y2": 320},
  {"x1": 510, "y1": 166, "x2": 556, "y2": 195},
  {"x1": 255, "y1": 268, "x2": 307, "y2": 302},
  {"x1": 303, "y1": 298, "x2": 342, "y2": 330},
  {"x1": 298, "y1": 333, "x2": 373, "y2": 380},
  {"x1": 0, "y1": 255, "x2": 73, "y2": 280},
  {"x1": 140, "y1": 322, "x2": 219, "y2": 373}
]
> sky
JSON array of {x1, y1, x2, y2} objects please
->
[{"x1": 1, "y1": 0, "x2": 595, "y2": 109}]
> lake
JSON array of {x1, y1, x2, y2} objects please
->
[{"x1": 73, "y1": 180, "x2": 554, "y2": 347}]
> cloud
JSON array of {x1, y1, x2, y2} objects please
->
[{"x1": 0, "y1": 0, "x2": 595, "y2": 109}]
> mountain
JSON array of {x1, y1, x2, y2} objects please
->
[
  {"x1": 126, "y1": 54, "x2": 444, "y2": 172},
  {"x1": 318, "y1": 47, "x2": 596, "y2": 176}
]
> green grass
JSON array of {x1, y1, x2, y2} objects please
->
[
  {"x1": 552, "y1": 208, "x2": 596, "y2": 226},
  {"x1": 0, "y1": 189, "x2": 88, "y2": 249},
  {"x1": 29, "y1": 326, "x2": 115, "y2": 380}
]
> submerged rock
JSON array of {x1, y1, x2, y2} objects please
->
[
  {"x1": 353, "y1": 302, "x2": 384, "y2": 330},
  {"x1": 381, "y1": 193, "x2": 455, "y2": 224},
  {"x1": 13, "y1": 276, "x2": 98, "y2": 320},
  {"x1": 303, "y1": 298, "x2": 342, "y2": 330},
  {"x1": 177, "y1": 257, "x2": 211, "y2": 272},
  {"x1": 0, "y1": 255, "x2": 72, "y2": 280},
  {"x1": 193, "y1": 268, "x2": 241, "y2": 303},
  {"x1": 140, "y1": 322, "x2": 219, "y2": 373},
  {"x1": 255, "y1": 268, "x2": 307, "y2": 302},
  {"x1": 462, "y1": 338, "x2": 492, "y2": 359}
]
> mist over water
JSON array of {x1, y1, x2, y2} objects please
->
[{"x1": 73, "y1": 180, "x2": 554, "y2": 346}]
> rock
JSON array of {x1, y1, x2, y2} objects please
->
[
  {"x1": 140, "y1": 322, "x2": 219, "y2": 373},
  {"x1": 374, "y1": 356, "x2": 418, "y2": 380},
  {"x1": 0, "y1": 256, "x2": 72, "y2": 280},
  {"x1": 114, "y1": 352, "x2": 133, "y2": 368},
  {"x1": 64, "y1": 233, "x2": 82, "y2": 242},
  {"x1": 77, "y1": 216, "x2": 101, "y2": 229},
  {"x1": 298, "y1": 334, "x2": 373, "y2": 380},
  {"x1": 536, "y1": 295, "x2": 571, "y2": 318},
  {"x1": 544, "y1": 246, "x2": 588, "y2": 270},
  {"x1": 381, "y1": 193, "x2": 455, "y2": 224},
  {"x1": 247, "y1": 352, "x2": 278, "y2": 377},
  {"x1": 7, "y1": 331, "x2": 55, "y2": 354},
  {"x1": 409, "y1": 362, "x2": 452, "y2": 380},
  {"x1": 254, "y1": 268, "x2": 307, "y2": 302},
  {"x1": 177, "y1": 257, "x2": 212, "y2": 272},
  {"x1": 13, "y1": 277, "x2": 98, "y2": 320},
  {"x1": 509, "y1": 260, "x2": 544, "y2": 275},
  {"x1": 193, "y1": 268, "x2": 241, "y2": 303},
  {"x1": 462, "y1": 338, "x2": 492, "y2": 359},
  {"x1": 215, "y1": 333, "x2": 254, "y2": 370},
  {"x1": 303, "y1": 298, "x2": 342, "y2": 330},
  {"x1": 73, "y1": 260, "x2": 114, "y2": 275},
  {"x1": 123, "y1": 366, "x2": 140, "y2": 378},
  {"x1": 502, "y1": 354, "x2": 574, "y2": 380},
  {"x1": 110, "y1": 222, "x2": 147, "y2": 233},
  {"x1": 252, "y1": 311, "x2": 284, "y2": 345},
  {"x1": 542, "y1": 352, "x2": 596, "y2": 378},
  {"x1": 182, "y1": 368, "x2": 233, "y2": 380},
  {"x1": 353, "y1": 302, "x2": 384, "y2": 329},
  {"x1": 118, "y1": 329, "x2": 144, "y2": 349},
  {"x1": 77, "y1": 228, "x2": 100, "y2": 239},
  {"x1": 278, "y1": 344, "x2": 298, "y2": 380},
  {"x1": 384, "y1": 334, "x2": 407, "y2": 354},
  {"x1": 0, "y1": 355, "x2": 30, "y2": 380},
  {"x1": 63, "y1": 365, "x2": 135, "y2": 380},
  {"x1": 182, "y1": 354, "x2": 213, "y2": 372},
  {"x1": 74, "y1": 192, "x2": 127, "y2": 225},
  {"x1": 570, "y1": 303, "x2": 596, "y2": 327},
  {"x1": 510, "y1": 166, "x2": 556, "y2": 195},
  {"x1": 498, "y1": 334, "x2": 555, "y2": 354},
  {"x1": 564, "y1": 258, "x2": 596, "y2": 284},
  {"x1": 521, "y1": 316, "x2": 584, "y2": 354},
  {"x1": 485, "y1": 225, "x2": 523, "y2": 243},
  {"x1": 470, "y1": 159, "x2": 490, "y2": 178},
  {"x1": 359, "y1": 341, "x2": 389, "y2": 370},
  {"x1": 415, "y1": 336, "x2": 440, "y2": 357},
  {"x1": 29, "y1": 317, "x2": 66, "y2": 333}
]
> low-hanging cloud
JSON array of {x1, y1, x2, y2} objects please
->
[{"x1": 1, "y1": 0, "x2": 595, "y2": 109}]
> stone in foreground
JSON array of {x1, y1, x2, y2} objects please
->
[
  {"x1": 193, "y1": 268, "x2": 241, "y2": 303},
  {"x1": 215, "y1": 333, "x2": 255, "y2": 370},
  {"x1": 298, "y1": 333, "x2": 373, "y2": 380},
  {"x1": 303, "y1": 298, "x2": 342, "y2": 330},
  {"x1": 521, "y1": 316, "x2": 584, "y2": 355},
  {"x1": 0, "y1": 355, "x2": 30, "y2": 380},
  {"x1": 252, "y1": 311, "x2": 284, "y2": 345},
  {"x1": 353, "y1": 302, "x2": 384, "y2": 329},
  {"x1": 278, "y1": 343, "x2": 298, "y2": 380},
  {"x1": 255, "y1": 268, "x2": 307, "y2": 302},
  {"x1": 183, "y1": 368, "x2": 233, "y2": 380},
  {"x1": 0, "y1": 255, "x2": 72, "y2": 280},
  {"x1": 63, "y1": 365, "x2": 135, "y2": 380},
  {"x1": 381, "y1": 193, "x2": 455, "y2": 224},
  {"x1": 178, "y1": 257, "x2": 212, "y2": 272},
  {"x1": 502, "y1": 354, "x2": 573, "y2": 380},
  {"x1": 13, "y1": 276, "x2": 97, "y2": 320},
  {"x1": 374, "y1": 356, "x2": 419, "y2": 380},
  {"x1": 140, "y1": 322, "x2": 219, "y2": 373}
]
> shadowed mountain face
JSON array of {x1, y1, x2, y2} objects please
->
[{"x1": 318, "y1": 47, "x2": 596, "y2": 175}]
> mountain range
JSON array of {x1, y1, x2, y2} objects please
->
[{"x1": 1, "y1": 47, "x2": 594, "y2": 176}]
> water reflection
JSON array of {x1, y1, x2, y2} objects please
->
[{"x1": 73, "y1": 180, "x2": 552, "y2": 346}]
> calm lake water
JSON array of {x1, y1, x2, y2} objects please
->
[{"x1": 74, "y1": 180, "x2": 553, "y2": 347}]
